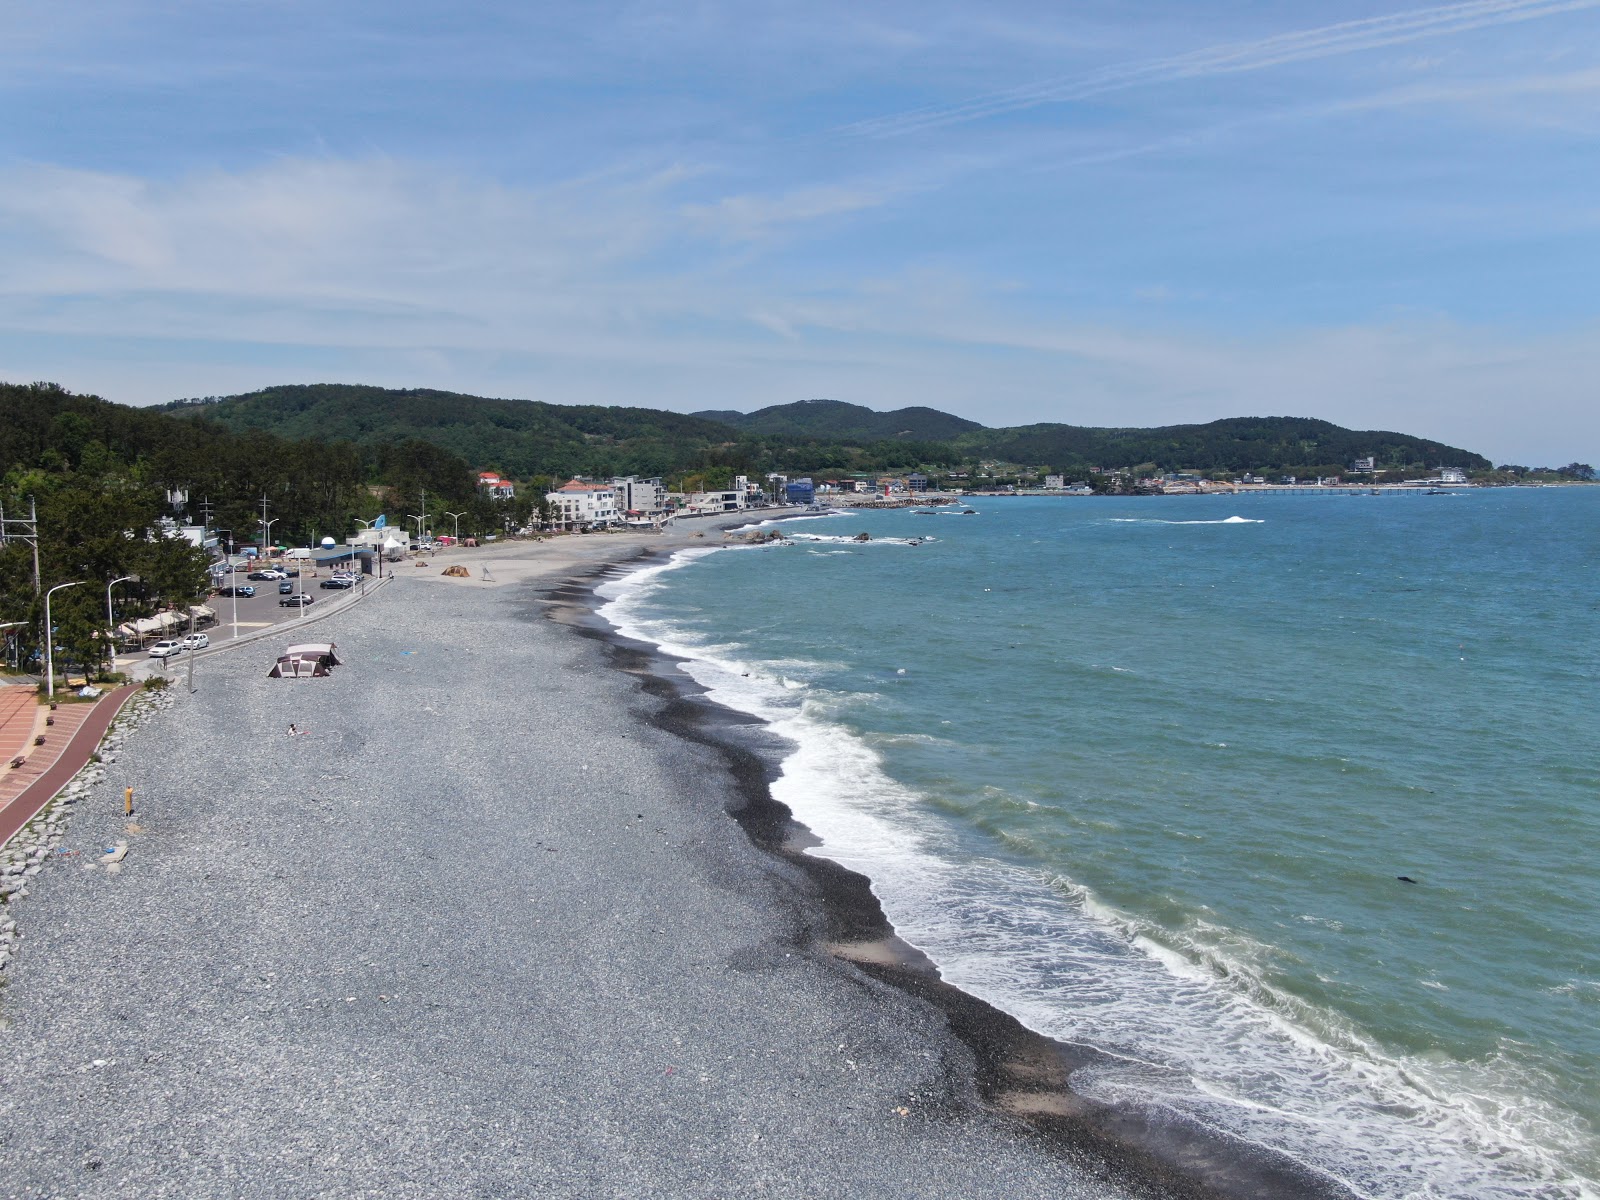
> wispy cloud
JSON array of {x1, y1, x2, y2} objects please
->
[{"x1": 838, "y1": 0, "x2": 1600, "y2": 138}]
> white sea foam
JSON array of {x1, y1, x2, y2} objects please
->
[
  {"x1": 595, "y1": 552, "x2": 1596, "y2": 1200},
  {"x1": 786, "y1": 532, "x2": 936, "y2": 547},
  {"x1": 1109, "y1": 516, "x2": 1264, "y2": 525}
]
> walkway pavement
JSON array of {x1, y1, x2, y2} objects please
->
[
  {"x1": 0, "y1": 686, "x2": 36, "y2": 766},
  {"x1": 0, "y1": 684, "x2": 137, "y2": 849}
]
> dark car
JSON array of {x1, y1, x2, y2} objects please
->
[
  {"x1": 279, "y1": 580, "x2": 295, "y2": 594},
  {"x1": 279, "y1": 594, "x2": 314, "y2": 607},
  {"x1": 281, "y1": 567, "x2": 300, "y2": 578},
  {"x1": 320, "y1": 577, "x2": 355, "y2": 590},
  {"x1": 216, "y1": 585, "x2": 256, "y2": 598}
]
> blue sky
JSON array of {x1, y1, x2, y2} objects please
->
[{"x1": 3, "y1": 0, "x2": 1597, "y2": 463}]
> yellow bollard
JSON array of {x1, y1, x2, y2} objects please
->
[{"x1": 124, "y1": 787, "x2": 134, "y2": 816}]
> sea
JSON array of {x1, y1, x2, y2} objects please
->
[{"x1": 595, "y1": 487, "x2": 1600, "y2": 1200}]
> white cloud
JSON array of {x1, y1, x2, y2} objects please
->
[{"x1": 0, "y1": 154, "x2": 1593, "y2": 465}]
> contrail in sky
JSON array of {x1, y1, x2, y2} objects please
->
[{"x1": 840, "y1": 0, "x2": 1600, "y2": 138}]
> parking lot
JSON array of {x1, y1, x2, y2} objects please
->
[{"x1": 130, "y1": 564, "x2": 378, "y2": 676}]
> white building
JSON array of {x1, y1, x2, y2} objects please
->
[
  {"x1": 1044, "y1": 474, "x2": 1065, "y2": 490},
  {"x1": 684, "y1": 489, "x2": 745, "y2": 514},
  {"x1": 547, "y1": 479, "x2": 619, "y2": 529},
  {"x1": 477, "y1": 471, "x2": 516, "y2": 499}
]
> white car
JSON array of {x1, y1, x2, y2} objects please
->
[
  {"x1": 148, "y1": 639, "x2": 184, "y2": 659},
  {"x1": 181, "y1": 633, "x2": 210, "y2": 651}
]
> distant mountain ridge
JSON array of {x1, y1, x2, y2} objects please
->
[
  {"x1": 694, "y1": 398, "x2": 984, "y2": 441},
  {"x1": 162, "y1": 383, "x2": 738, "y2": 480},
  {"x1": 163, "y1": 384, "x2": 1490, "y2": 477}
]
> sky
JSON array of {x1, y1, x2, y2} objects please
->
[{"x1": 2, "y1": 1, "x2": 1598, "y2": 464}]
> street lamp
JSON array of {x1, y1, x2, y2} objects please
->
[
  {"x1": 259, "y1": 516, "x2": 278, "y2": 561},
  {"x1": 106, "y1": 574, "x2": 140, "y2": 675},
  {"x1": 44, "y1": 581, "x2": 85, "y2": 700},
  {"x1": 214, "y1": 528, "x2": 239, "y2": 642},
  {"x1": 444, "y1": 511, "x2": 465, "y2": 541},
  {"x1": 409, "y1": 513, "x2": 426, "y2": 546}
]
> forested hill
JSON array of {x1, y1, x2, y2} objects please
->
[
  {"x1": 955, "y1": 417, "x2": 1492, "y2": 476},
  {"x1": 163, "y1": 383, "x2": 740, "y2": 480},
  {"x1": 694, "y1": 398, "x2": 983, "y2": 441},
  {"x1": 161, "y1": 383, "x2": 1490, "y2": 477}
]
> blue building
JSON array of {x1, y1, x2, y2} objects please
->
[{"x1": 784, "y1": 478, "x2": 815, "y2": 505}]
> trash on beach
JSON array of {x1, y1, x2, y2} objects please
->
[{"x1": 441, "y1": 565, "x2": 471, "y2": 577}]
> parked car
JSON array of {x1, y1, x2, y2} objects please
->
[
  {"x1": 248, "y1": 569, "x2": 286, "y2": 581},
  {"x1": 279, "y1": 594, "x2": 314, "y2": 607},
  {"x1": 320, "y1": 577, "x2": 355, "y2": 589},
  {"x1": 279, "y1": 580, "x2": 295, "y2": 594},
  {"x1": 181, "y1": 633, "x2": 210, "y2": 651},
  {"x1": 216, "y1": 585, "x2": 256, "y2": 598},
  {"x1": 281, "y1": 567, "x2": 300, "y2": 578},
  {"x1": 148, "y1": 639, "x2": 184, "y2": 659}
]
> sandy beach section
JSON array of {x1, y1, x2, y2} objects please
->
[{"x1": 0, "y1": 517, "x2": 1314, "y2": 1198}]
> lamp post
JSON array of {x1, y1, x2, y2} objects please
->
[
  {"x1": 259, "y1": 516, "x2": 278, "y2": 563},
  {"x1": 214, "y1": 528, "x2": 239, "y2": 642},
  {"x1": 106, "y1": 574, "x2": 140, "y2": 675},
  {"x1": 444, "y1": 511, "x2": 465, "y2": 542},
  {"x1": 44, "y1": 581, "x2": 84, "y2": 700}
]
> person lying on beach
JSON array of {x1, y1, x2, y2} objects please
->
[{"x1": 287, "y1": 724, "x2": 310, "y2": 737}]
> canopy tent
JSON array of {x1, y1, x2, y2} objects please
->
[
  {"x1": 284, "y1": 642, "x2": 342, "y2": 667},
  {"x1": 269, "y1": 641, "x2": 342, "y2": 678},
  {"x1": 268, "y1": 654, "x2": 330, "y2": 678}
]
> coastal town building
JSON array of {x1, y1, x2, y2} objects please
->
[
  {"x1": 477, "y1": 472, "x2": 516, "y2": 499},
  {"x1": 611, "y1": 476, "x2": 671, "y2": 527},
  {"x1": 546, "y1": 479, "x2": 619, "y2": 530},
  {"x1": 1044, "y1": 474, "x2": 1065, "y2": 490},
  {"x1": 785, "y1": 478, "x2": 815, "y2": 505}
]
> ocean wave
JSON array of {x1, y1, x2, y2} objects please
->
[
  {"x1": 1108, "y1": 516, "x2": 1264, "y2": 525},
  {"x1": 594, "y1": 552, "x2": 1595, "y2": 1200},
  {"x1": 787, "y1": 533, "x2": 936, "y2": 547}
]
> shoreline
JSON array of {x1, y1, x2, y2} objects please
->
[
  {"x1": 0, "y1": 510, "x2": 1356, "y2": 1197},
  {"x1": 553, "y1": 542, "x2": 1356, "y2": 1200}
]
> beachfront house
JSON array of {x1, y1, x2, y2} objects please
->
[
  {"x1": 477, "y1": 472, "x2": 516, "y2": 499},
  {"x1": 546, "y1": 479, "x2": 619, "y2": 531},
  {"x1": 612, "y1": 476, "x2": 671, "y2": 527}
]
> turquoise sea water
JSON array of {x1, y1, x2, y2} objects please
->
[{"x1": 597, "y1": 488, "x2": 1600, "y2": 1199}]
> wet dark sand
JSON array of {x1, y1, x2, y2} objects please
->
[{"x1": 558, "y1": 549, "x2": 1355, "y2": 1200}]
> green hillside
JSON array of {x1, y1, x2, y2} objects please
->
[
  {"x1": 164, "y1": 383, "x2": 741, "y2": 480},
  {"x1": 161, "y1": 383, "x2": 1491, "y2": 480},
  {"x1": 955, "y1": 416, "x2": 1491, "y2": 477},
  {"x1": 695, "y1": 398, "x2": 983, "y2": 441}
]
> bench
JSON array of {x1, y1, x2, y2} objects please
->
[
  {"x1": 8, "y1": 756, "x2": 24, "y2": 770},
  {"x1": 33, "y1": 735, "x2": 46, "y2": 746}
]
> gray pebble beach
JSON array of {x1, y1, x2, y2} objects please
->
[{"x1": 0, "y1": 536, "x2": 1237, "y2": 1199}]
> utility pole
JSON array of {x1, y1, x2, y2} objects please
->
[
  {"x1": 258, "y1": 493, "x2": 272, "y2": 557},
  {"x1": 0, "y1": 497, "x2": 42, "y2": 595}
]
